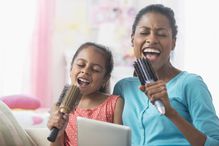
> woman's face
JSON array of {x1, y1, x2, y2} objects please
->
[
  {"x1": 70, "y1": 47, "x2": 107, "y2": 95},
  {"x1": 131, "y1": 12, "x2": 175, "y2": 71}
]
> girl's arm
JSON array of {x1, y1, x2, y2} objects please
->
[
  {"x1": 50, "y1": 135, "x2": 64, "y2": 146},
  {"x1": 113, "y1": 97, "x2": 124, "y2": 124}
]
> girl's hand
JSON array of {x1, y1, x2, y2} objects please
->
[
  {"x1": 47, "y1": 109, "x2": 69, "y2": 138},
  {"x1": 139, "y1": 80, "x2": 175, "y2": 116}
]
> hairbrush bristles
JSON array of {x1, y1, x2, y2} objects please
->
[
  {"x1": 133, "y1": 58, "x2": 165, "y2": 115},
  {"x1": 59, "y1": 84, "x2": 82, "y2": 113},
  {"x1": 134, "y1": 58, "x2": 158, "y2": 84},
  {"x1": 56, "y1": 84, "x2": 70, "y2": 106}
]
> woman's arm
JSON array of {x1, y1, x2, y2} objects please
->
[
  {"x1": 166, "y1": 109, "x2": 206, "y2": 146},
  {"x1": 113, "y1": 97, "x2": 124, "y2": 124},
  {"x1": 143, "y1": 80, "x2": 207, "y2": 146}
]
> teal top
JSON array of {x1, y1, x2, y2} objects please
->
[{"x1": 113, "y1": 71, "x2": 219, "y2": 146}]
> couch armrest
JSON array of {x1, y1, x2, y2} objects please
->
[{"x1": 25, "y1": 128, "x2": 50, "y2": 146}]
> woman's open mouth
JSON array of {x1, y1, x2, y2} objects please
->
[{"x1": 142, "y1": 48, "x2": 160, "y2": 61}]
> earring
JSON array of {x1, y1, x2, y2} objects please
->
[{"x1": 170, "y1": 50, "x2": 174, "y2": 60}]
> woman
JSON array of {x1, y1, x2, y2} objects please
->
[{"x1": 113, "y1": 4, "x2": 219, "y2": 146}]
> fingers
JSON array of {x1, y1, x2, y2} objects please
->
[
  {"x1": 142, "y1": 80, "x2": 167, "y2": 104},
  {"x1": 146, "y1": 84, "x2": 166, "y2": 96},
  {"x1": 139, "y1": 85, "x2": 145, "y2": 91},
  {"x1": 148, "y1": 89, "x2": 167, "y2": 104},
  {"x1": 47, "y1": 110, "x2": 69, "y2": 130}
]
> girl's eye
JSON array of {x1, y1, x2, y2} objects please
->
[
  {"x1": 92, "y1": 66, "x2": 103, "y2": 73},
  {"x1": 92, "y1": 69, "x2": 100, "y2": 72},
  {"x1": 76, "y1": 63, "x2": 85, "y2": 67},
  {"x1": 92, "y1": 67, "x2": 101, "y2": 73}
]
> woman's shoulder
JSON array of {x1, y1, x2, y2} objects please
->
[
  {"x1": 114, "y1": 77, "x2": 140, "y2": 87},
  {"x1": 179, "y1": 71, "x2": 204, "y2": 84},
  {"x1": 171, "y1": 71, "x2": 202, "y2": 83},
  {"x1": 113, "y1": 77, "x2": 141, "y2": 95},
  {"x1": 174, "y1": 71, "x2": 208, "y2": 92}
]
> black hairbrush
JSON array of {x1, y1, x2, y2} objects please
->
[{"x1": 133, "y1": 58, "x2": 165, "y2": 114}]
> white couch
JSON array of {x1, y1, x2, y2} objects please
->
[
  {"x1": 0, "y1": 101, "x2": 51, "y2": 146},
  {"x1": 25, "y1": 128, "x2": 50, "y2": 146}
]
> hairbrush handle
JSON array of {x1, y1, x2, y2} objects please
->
[
  {"x1": 47, "y1": 111, "x2": 67, "y2": 142},
  {"x1": 47, "y1": 127, "x2": 60, "y2": 142},
  {"x1": 47, "y1": 86, "x2": 68, "y2": 142},
  {"x1": 154, "y1": 100, "x2": 165, "y2": 115},
  {"x1": 47, "y1": 85, "x2": 81, "y2": 142},
  {"x1": 134, "y1": 58, "x2": 165, "y2": 115}
]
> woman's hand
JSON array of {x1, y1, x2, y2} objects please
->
[
  {"x1": 47, "y1": 109, "x2": 69, "y2": 138},
  {"x1": 139, "y1": 80, "x2": 175, "y2": 116}
]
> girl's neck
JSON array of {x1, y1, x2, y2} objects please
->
[
  {"x1": 78, "y1": 91, "x2": 108, "y2": 109},
  {"x1": 81, "y1": 91, "x2": 103, "y2": 99}
]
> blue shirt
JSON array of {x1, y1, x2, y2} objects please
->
[{"x1": 113, "y1": 71, "x2": 219, "y2": 146}]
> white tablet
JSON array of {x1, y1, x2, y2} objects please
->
[{"x1": 77, "y1": 117, "x2": 131, "y2": 146}]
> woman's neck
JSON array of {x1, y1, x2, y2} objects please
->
[{"x1": 157, "y1": 63, "x2": 181, "y2": 83}]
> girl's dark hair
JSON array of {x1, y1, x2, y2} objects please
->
[
  {"x1": 132, "y1": 4, "x2": 178, "y2": 39},
  {"x1": 70, "y1": 42, "x2": 114, "y2": 93}
]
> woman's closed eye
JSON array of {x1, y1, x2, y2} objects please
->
[
  {"x1": 156, "y1": 28, "x2": 170, "y2": 37},
  {"x1": 140, "y1": 31, "x2": 150, "y2": 35},
  {"x1": 156, "y1": 31, "x2": 168, "y2": 37}
]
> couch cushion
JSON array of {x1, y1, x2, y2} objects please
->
[
  {"x1": 0, "y1": 101, "x2": 37, "y2": 146},
  {"x1": 25, "y1": 128, "x2": 50, "y2": 146},
  {"x1": 0, "y1": 94, "x2": 41, "y2": 110}
]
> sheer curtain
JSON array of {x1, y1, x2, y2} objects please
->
[
  {"x1": 0, "y1": 0, "x2": 37, "y2": 96},
  {"x1": 31, "y1": 0, "x2": 55, "y2": 107},
  {"x1": 0, "y1": 0, "x2": 55, "y2": 107}
]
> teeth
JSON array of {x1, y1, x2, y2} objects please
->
[
  {"x1": 143, "y1": 48, "x2": 160, "y2": 54},
  {"x1": 78, "y1": 78, "x2": 89, "y2": 83}
]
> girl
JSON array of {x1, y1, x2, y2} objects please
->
[{"x1": 47, "y1": 42, "x2": 124, "y2": 146}]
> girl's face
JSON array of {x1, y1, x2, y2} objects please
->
[
  {"x1": 70, "y1": 46, "x2": 108, "y2": 95},
  {"x1": 131, "y1": 12, "x2": 175, "y2": 71}
]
